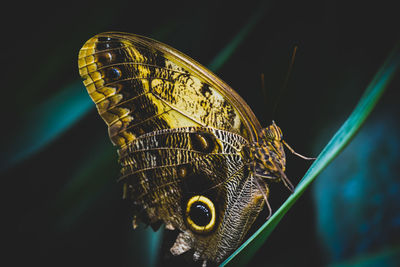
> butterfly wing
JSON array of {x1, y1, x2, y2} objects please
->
[
  {"x1": 120, "y1": 126, "x2": 265, "y2": 263},
  {"x1": 78, "y1": 32, "x2": 262, "y2": 152},
  {"x1": 78, "y1": 32, "x2": 266, "y2": 264}
]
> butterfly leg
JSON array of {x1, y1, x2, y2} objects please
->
[
  {"x1": 255, "y1": 179, "x2": 272, "y2": 219},
  {"x1": 282, "y1": 140, "x2": 315, "y2": 160}
]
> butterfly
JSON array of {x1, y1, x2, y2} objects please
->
[{"x1": 78, "y1": 32, "x2": 311, "y2": 266}]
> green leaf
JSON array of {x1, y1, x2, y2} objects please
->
[{"x1": 221, "y1": 43, "x2": 400, "y2": 266}]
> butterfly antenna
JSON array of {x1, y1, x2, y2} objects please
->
[
  {"x1": 272, "y1": 44, "x2": 298, "y2": 118},
  {"x1": 260, "y1": 73, "x2": 268, "y2": 106}
]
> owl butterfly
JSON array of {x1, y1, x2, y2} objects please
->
[{"x1": 78, "y1": 32, "x2": 311, "y2": 266}]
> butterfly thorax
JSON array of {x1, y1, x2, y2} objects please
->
[{"x1": 244, "y1": 122, "x2": 286, "y2": 180}]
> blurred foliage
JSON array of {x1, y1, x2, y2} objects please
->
[
  {"x1": 1, "y1": 0, "x2": 399, "y2": 266},
  {"x1": 314, "y1": 110, "x2": 400, "y2": 266}
]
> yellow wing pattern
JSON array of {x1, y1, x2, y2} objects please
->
[{"x1": 78, "y1": 32, "x2": 261, "y2": 154}]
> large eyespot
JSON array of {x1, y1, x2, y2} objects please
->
[{"x1": 185, "y1": 195, "x2": 216, "y2": 234}]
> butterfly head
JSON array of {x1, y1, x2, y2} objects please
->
[
  {"x1": 248, "y1": 121, "x2": 287, "y2": 180},
  {"x1": 262, "y1": 120, "x2": 283, "y2": 140}
]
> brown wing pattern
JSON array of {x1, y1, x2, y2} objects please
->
[
  {"x1": 118, "y1": 126, "x2": 264, "y2": 263},
  {"x1": 120, "y1": 126, "x2": 246, "y2": 219}
]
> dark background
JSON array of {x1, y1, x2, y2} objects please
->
[{"x1": 2, "y1": 0, "x2": 399, "y2": 266}]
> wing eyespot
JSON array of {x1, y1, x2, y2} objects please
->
[{"x1": 185, "y1": 195, "x2": 216, "y2": 234}]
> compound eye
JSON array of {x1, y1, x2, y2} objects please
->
[
  {"x1": 185, "y1": 195, "x2": 216, "y2": 234},
  {"x1": 265, "y1": 123, "x2": 283, "y2": 141},
  {"x1": 266, "y1": 128, "x2": 274, "y2": 139}
]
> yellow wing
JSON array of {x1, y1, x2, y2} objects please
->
[{"x1": 78, "y1": 32, "x2": 262, "y2": 153}]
